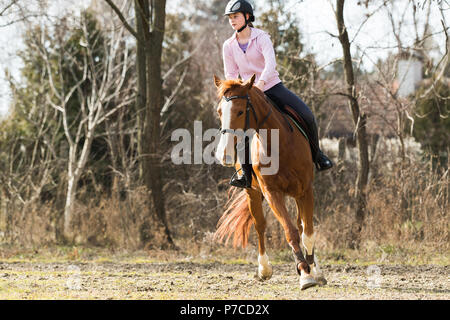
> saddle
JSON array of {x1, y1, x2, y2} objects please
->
[{"x1": 264, "y1": 95, "x2": 311, "y2": 143}]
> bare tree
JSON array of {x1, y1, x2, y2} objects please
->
[
  {"x1": 0, "y1": 0, "x2": 16, "y2": 17},
  {"x1": 33, "y1": 15, "x2": 134, "y2": 240},
  {"x1": 103, "y1": 0, "x2": 185, "y2": 247},
  {"x1": 361, "y1": 0, "x2": 449, "y2": 161},
  {"x1": 0, "y1": 73, "x2": 63, "y2": 242},
  {"x1": 335, "y1": 0, "x2": 371, "y2": 247}
]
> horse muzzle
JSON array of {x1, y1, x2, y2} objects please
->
[
  {"x1": 221, "y1": 155, "x2": 235, "y2": 167},
  {"x1": 216, "y1": 132, "x2": 237, "y2": 167}
]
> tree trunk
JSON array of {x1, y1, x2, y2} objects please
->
[
  {"x1": 134, "y1": 0, "x2": 148, "y2": 182},
  {"x1": 64, "y1": 170, "x2": 78, "y2": 240},
  {"x1": 145, "y1": 0, "x2": 174, "y2": 247},
  {"x1": 107, "y1": 0, "x2": 175, "y2": 247},
  {"x1": 133, "y1": 0, "x2": 174, "y2": 247},
  {"x1": 64, "y1": 131, "x2": 94, "y2": 241},
  {"x1": 336, "y1": 0, "x2": 370, "y2": 248}
]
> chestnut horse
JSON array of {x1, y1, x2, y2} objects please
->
[{"x1": 213, "y1": 74, "x2": 327, "y2": 290}]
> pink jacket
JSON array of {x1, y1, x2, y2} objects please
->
[{"x1": 223, "y1": 27, "x2": 281, "y2": 92}]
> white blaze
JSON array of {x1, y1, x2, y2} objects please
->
[{"x1": 215, "y1": 100, "x2": 236, "y2": 166}]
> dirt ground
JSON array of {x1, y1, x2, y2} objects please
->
[{"x1": 0, "y1": 260, "x2": 448, "y2": 300}]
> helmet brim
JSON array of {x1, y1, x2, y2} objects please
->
[{"x1": 223, "y1": 12, "x2": 255, "y2": 21}]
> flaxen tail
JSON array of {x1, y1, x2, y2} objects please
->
[{"x1": 214, "y1": 187, "x2": 254, "y2": 248}]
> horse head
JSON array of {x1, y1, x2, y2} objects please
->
[{"x1": 213, "y1": 74, "x2": 256, "y2": 167}]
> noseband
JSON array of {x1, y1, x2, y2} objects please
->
[{"x1": 219, "y1": 93, "x2": 272, "y2": 135}]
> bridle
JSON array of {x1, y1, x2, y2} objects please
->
[{"x1": 219, "y1": 93, "x2": 272, "y2": 135}]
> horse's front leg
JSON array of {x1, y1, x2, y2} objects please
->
[{"x1": 246, "y1": 188, "x2": 272, "y2": 280}]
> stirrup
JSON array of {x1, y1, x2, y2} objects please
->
[{"x1": 229, "y1": 169, "x2": 251, "y2": 188}]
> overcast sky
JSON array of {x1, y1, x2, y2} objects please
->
[
  {"x1": 0, "y1": 0, "x2": 448, "y2": 117},
  {"x1": 0, "y1": 0, "x2": 91, "y2": 116}
]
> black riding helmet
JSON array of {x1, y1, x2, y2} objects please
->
[{"x1": 224, "y1": 0, "x2": 255, "y2": 33}]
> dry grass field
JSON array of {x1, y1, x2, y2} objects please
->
[{"x1": 0, "y1": 245, "x2": 448, "y2": 300}]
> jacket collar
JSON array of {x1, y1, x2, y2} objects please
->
[{"x1": 231, "y1": 27, "x2": 262, "y2": 43}]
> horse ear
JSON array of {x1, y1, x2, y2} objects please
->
[
  {"x1": 245, "y1": 74, "x2": 256, "y2": 90},
  {"x1": 213, "y1": 75, "x2": 222, "y2": 88}
]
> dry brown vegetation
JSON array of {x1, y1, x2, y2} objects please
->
[
  {"x1": 0, "y1": 0, "x2": 448, "y2": 266},
  {"x1": 1, "y1": 144, "x2": 448, "y2": 263}
]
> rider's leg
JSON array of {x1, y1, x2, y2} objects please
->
[
  {"x1": 265, "y1": 83, "x2": 333, "y2": 171},
  {"x1": 309, "y1": 118, "x2": 333, "y2": 171},
  {"x1": 230, "y1": 136, "x2": 252, "y2": 188}
]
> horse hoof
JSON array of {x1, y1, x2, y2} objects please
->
[
  {"x1": 312, "y1": 270, "x2": 327, "y2": 285},
  {"x1": 257, "y1": 265, "x2": 273, "y2": 280},
  {"x1": 314, "y1": 276, "x2": 327, "y2": 285},
  {"x1": 300, "y1": 275, "x2": 318, "y2": 290}
]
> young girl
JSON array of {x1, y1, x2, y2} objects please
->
[{"x1": 222, "y1": 0, "x2": 333, "y2": 188}]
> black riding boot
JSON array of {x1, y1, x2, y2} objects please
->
[
  {"x1": 309, "y1": 119, "x2": 333, "y2": 171},
  {"x1": 230, "y1": 137, "x2": 253, "y2": 188},
  {"x1": 316, "y1": 151, "x2": 333, "y2": 171}
]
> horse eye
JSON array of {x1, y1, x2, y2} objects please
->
[{"x1": 237, "y1": 111, "x2": 244, "y2": 117}]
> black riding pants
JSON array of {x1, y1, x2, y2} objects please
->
[{"x1": 264, "y1": 82, "x2": 320, "y2": 161}]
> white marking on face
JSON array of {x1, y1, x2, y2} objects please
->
[
  {"x1": 215, "y1": 99, "x2": 236, "y2": 166},
  {"x1": 222, "y1": 99, "x2": 232, "y2": 130}
]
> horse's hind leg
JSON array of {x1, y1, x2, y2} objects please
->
[
  {"x1": 263, "y1": 190, "x2": 316, "y2": 289},
  {"x1": 246, "y1": 188, "x2": 272, "y2": 280},
  {"x1": 295, "y1": 187, "x2": 327, "y2": 285}
]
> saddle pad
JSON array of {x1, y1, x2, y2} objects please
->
[
  {"x1": 283, "y1": 105, "x2": 310, "y2": 143},
  {"x1": 263, "y1": 95, "x2": 310, "y2": 142}
]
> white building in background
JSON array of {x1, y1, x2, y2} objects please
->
[{"x1": 396, "y1": 51, "x2": 423, "y2": 97}]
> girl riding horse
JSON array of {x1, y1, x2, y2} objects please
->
[
  {"x1": 214, "y1": 74, "x2": 328, "y2": 290},
  {"x1": 222, "y1": 0, "x2": 333, "y2": 188}
]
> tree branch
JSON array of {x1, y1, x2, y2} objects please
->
[{"x1": 103, "y1": 0, "x2": 139, "y2": 39}]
